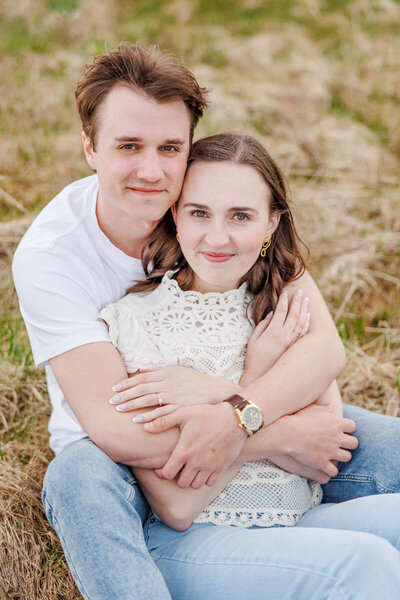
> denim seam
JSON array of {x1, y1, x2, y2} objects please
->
[
  {"x1": 154, "y1": 556, "x2": 347, "y2": 599},
  {"x1": 125, "y1": 483, "x2": 136, "y2": 504},
  {"x1": 330, "y1": 474, "x2": 397, "y2": 493},
  {"x1": 42, "y1": 490, "x2": 52, "y2": 524}
]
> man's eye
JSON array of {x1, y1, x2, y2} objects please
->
[
  {"x1": 162, "y1": 145, "x2": 178, "y2": 152},
  {"x1": 121, "y1": 144, "x2": 137, "y2": 150}
]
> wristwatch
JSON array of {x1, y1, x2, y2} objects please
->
[{"x1": 223, "y1": 394, "x2": 264, "y2": 436}]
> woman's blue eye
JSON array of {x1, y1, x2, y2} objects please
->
[
  {"x1": 234, "y1": 213, "x2": 249, "y2": 221},
  {"x1": 193, "y1": 210, "x2": 207, "y2": 218}
]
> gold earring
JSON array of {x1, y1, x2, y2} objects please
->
[
  {"x1": 176, "y1": 233, "x2": 180, "y2": 243},
  {"x1": 260, "y1": 235, "x2": 271, "y2": 257}
]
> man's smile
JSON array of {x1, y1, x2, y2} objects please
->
[{"x1": 127, "y1": 186, "x2": 166, "y2": 195}]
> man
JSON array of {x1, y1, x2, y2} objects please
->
[{"x1": 13, "y1": 43, "x2": 400, "y2": 599}]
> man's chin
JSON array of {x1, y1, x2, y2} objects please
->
[{"x1": 136, "y1": 217, "x2": 163, "y2": 233}]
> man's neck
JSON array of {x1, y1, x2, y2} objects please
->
[{"x1": 95, "y1": 194, "x2": 157, "y2": 259}]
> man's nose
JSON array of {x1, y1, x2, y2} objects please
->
[{"x1": 136, "y1": 151, "x2": 163, "y2": 182}]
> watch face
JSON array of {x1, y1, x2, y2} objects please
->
[{"x1": 242, "y1": 405, "x2": 262, "y2": 430}]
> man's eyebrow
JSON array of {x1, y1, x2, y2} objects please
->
[
  {"x1": 114, "y1": 136, "x2": 186, "y2": 145},
  {"x1": 115, "y1": 136, "x2": 141, "y2": 142}
]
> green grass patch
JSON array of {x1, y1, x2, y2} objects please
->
[
  {"x1": 47, "y1": 0, "x2": 79, "y2": 13},
  {"x1": 0, "y1": 15, "x2": 62, "y2": 55}
]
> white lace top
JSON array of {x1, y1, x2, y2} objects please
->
[{"x1": 99, "y1": 271, "x2": 322, "y2": 528}]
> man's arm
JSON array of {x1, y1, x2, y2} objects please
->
[
  {"x1": 50, "y1": 342, "x2": 180, "y2": 467},
  {"x1": 50, "y1": 341, "x2": 247, "y2": 477}
]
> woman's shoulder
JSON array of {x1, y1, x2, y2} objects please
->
[{"x1": 113, "y1": 285, "x2": 165, "y2": 314}]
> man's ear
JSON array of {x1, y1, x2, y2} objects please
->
[
  {"x1": 82, "y1": 131, "x2": 97, "y2": 171},
  {"x1": 268, "y1": 211, "x2": 280, "y2": 236}
]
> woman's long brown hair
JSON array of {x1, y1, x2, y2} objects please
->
[{"x1": 130, "y1": 133, "x2": 309, "y2": 325}]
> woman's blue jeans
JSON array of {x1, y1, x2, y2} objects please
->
[{"x1": 42, "y1": 405, "x2": 400, "y2": 600}]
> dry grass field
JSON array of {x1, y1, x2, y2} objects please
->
[{"x1": 1, "y1": 0, "x2": 399, "y2": 598}]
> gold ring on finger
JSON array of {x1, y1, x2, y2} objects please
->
[
  {"x1": 156, "y1": 393, "x2": 164, "y2": 406},
  {"x1": 294, "y1": 328, "x2": 302, "y2": 336}
]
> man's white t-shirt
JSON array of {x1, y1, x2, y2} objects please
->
[{"x1": 12, "y1": 175, "x2": 145, "y2": 455}]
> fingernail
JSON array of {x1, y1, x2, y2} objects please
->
[
  {"x1": 133, "y1": 415, "x2": 144, "y2": 423},
  {"x1": 112, "y1": 383, "x2": 122, "y2": 392},
  {"x1": 116, "y1": 404, "x2": 127, "y2": 412},
  {"x1": 145, "y1": 422, "x2": 154, "y2": 430},
  {"x1": 109, "y1": 396, "x2": 120, "y2": 404},
  {"x1": 304, "y1": 296, "x2": 309, "y2": 305},
  {"x1": 296, "y1": 289, "x2": 303, "y2": 297},
  {"x1": 306, "y1": 312, "x2": 311, "y2": 319},
  {"x1": 266, "y1": 310, "x2": 273, "y2": 317}
]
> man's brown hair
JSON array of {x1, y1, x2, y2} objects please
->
[{"x1": 75, "y1": 43, "x2": 208, "y2": 149}]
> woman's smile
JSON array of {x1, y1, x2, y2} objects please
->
[{"x1": 200, "y1": 251, "x2": 235, "y2": 263}]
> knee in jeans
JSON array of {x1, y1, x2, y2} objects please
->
[
  {"x1": 43, "y1": 438, "x2": 115, "y2": 502},
  {"x1": 352, "y1": 533, "x2": 399, "y2": 571}
]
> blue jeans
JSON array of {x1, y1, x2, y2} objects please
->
[{"x1": 42, "y1": 405, "x2": 400, "y2": 600}]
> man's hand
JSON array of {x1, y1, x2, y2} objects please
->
[
  {"x1": 143, "y1": 403, "x2": 247, "y2": 489},
  {"x1": 279, "y1": 404, "x2": 358, "y2": 478}
]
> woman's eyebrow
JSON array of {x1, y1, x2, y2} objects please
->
[
  {"x1": 183, "y1": 202, "x2": 260, "y2": 214},
  {"x1": 229, "y1": 206, "x2": 259, "y2": 213},
  {"x1": 183, "y1": 202, "x2": 210, "y2": 210}
]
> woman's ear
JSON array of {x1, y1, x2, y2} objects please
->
[
  {"x1": 267, "y1": 211, "x2": 280, "y2": 236},
  {"x1": 170, "y1": 203, "x2": 178, "y2": 226}
]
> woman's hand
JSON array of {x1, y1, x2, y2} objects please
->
[
  {"x1": 242, "y1": 288, "x2": 310, "y2": 384},
  {"x1": 109, "y1": 366, "x2": 241, "y2": 422}
]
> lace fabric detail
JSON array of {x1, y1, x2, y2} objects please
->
[
  {"x1": 100, "y1": 271, "x2": 254, "y2": 381},
  {"x1": 99, "y1": 271, "x2": 323, "y2": 527},
  {"x1": 194, "y1": 460, "x2": 323, "y2": 528}
]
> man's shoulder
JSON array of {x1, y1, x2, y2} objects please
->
[
  {"x1": 15, "y1": 174, "x2": 98, "y2": 255},
  {"x1": 13, "y1": 175, "x2": 99, "y2": 283}
]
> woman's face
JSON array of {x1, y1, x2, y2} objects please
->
[{"x1": 173, "y1": 160, "x2": 280, "y2": 293}]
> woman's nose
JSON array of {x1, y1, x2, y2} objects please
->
[{"x1": 204, "y1": 223, "x2": 230, "y2": 248}]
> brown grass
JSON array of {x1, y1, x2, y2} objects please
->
[{"x1": 1, "y1": 0, "x2": 399, "y2": 597}]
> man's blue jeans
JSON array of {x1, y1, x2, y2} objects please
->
[{"x1": 42, "y1": 405, "x2": 400, "y2": 600}]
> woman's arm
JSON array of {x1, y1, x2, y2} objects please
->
[
  {"x1": 242, "y1": 270, "x2": 346, "y2": 424},
  {"x1": 132, "y1": 462, "x2": 242, "y2": 531}
]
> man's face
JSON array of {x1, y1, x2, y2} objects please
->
[{"x1": 83, "y1": 85, "x2": 191, "y2": 226}]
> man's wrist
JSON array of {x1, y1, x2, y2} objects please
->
[
  {"x1": 223, "y1": 393, "x2": 264, "y2": 436},
  {"x1": 214, "y1": 380, "x2": 244, "y2": 403},
  {"x1": 219, "y1": 401, "x2": 248, "y2": 440}
]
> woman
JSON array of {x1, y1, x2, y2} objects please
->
[{"x1": 100, "y1": 133, "x2": 400, "y2": 599}]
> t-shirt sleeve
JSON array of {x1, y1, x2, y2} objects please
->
[{"x1": 12, "y1": 248, "x2": 111, "y2": 367}]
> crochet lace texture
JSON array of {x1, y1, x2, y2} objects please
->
[{"x1": 99, "y1": 271, "x2": 323, "y2": 528}]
